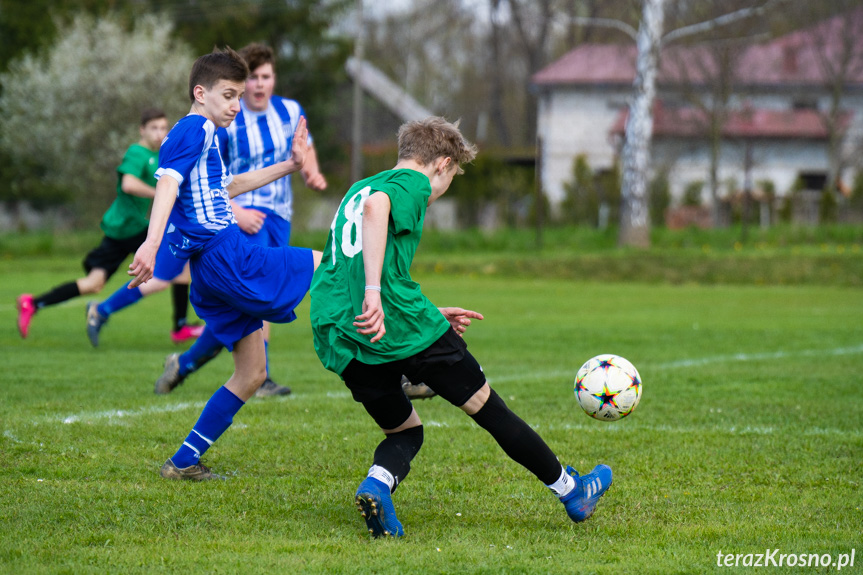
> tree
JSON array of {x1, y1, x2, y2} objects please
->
[
  {"x1": 666, "y1": 38, "x2": 751, "y2": 227},
  {"x1": 799, "y1": 3, "x2": 863, "y2": 211},
  {"x1": 144, "y1": 0, "x2": 353, "y2": 189},
  {"x1": 0, "y1": 14, "x2": 192, "y2": 220},
  {"x1": 573, "y1": 0, "x2": 784, "y2": 247}
]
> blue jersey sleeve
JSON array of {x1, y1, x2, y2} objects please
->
[
  {"x1": 217, "y1": 127, "x2": 230, "y2": 163},
  {"x1": 156, "y1": 118, "x2": 208, "y2": 185}
]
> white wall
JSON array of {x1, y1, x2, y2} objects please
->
[
  {"x1": 537, "y1": 86, "x2": 630, "y2": 210},
  {"x1": 538, "y1": 85, "x2": 863, "y2": 212}
]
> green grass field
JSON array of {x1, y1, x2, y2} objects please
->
[{"x1": 1, "y1": 232, "x2": 861, "y2": 573}]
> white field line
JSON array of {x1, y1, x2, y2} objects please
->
[
  {"x1": 8, "y1": 343, "x2": 859, "y2": 434},
  {"x1": 488, "y1": 343, "x2": 863, "y2": 384},
  {"x1": 57, "y1": 401, "x2": 207, "y2": 424},
  {"x1": 425, "y1": 419, "x2": 863, "y2": 439}
]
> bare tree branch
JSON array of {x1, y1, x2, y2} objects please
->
[
  {"x1": 661, "y1": 0, "x2": 788, "y2": 45},
  {"x1": 568, "y1": 16, "x2": 638, "y2": 41}
]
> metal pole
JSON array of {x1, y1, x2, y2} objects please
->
[
  {"x1": 351, "y1": 0, "x2": 365, "y2": 183},
  {"x1": 535, "y1": 135, "x2": 544, "y2": 249}
]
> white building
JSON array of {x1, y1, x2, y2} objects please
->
[{"x1": 531, "y1": 10, "x2": 863, "y2": 218}]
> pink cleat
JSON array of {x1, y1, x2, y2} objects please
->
[
  {"x1": 16, "y1": 294, "x2": 36, "y2": 339},
  {"x1": 171, "y1": 323, "x2": 204, "y2": 344}
]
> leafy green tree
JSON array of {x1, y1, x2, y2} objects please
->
[
  {"x1": 154, "y1": 0, "x2": 353, "y2": 192},
  {"x1": 0, "y1": 14, "x2": 192, "y2": 221},
  {"x1": 648, "y1": 170, "x2": 671, "y2": 227},
  {"x1": 682, "y1": 181, "x2": 704, "y2": 207},
  {"x1": 561, "y1": 155, "x2": 598, "y2": 225}
]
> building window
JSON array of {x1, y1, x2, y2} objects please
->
[
  {"x1": 792, "y1": 98, "x2": 818, "y2": 110},
  {"x1": 798, "y1": 172, "x2": 827, "y2": 190}
]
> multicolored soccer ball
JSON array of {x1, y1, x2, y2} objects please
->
[{"x1": 574, "y1": 354, "x2": 642, "y2": 421}]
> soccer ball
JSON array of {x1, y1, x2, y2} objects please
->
[{"x1": 574, "y1": 354, "x2": 642, "y2": 421}]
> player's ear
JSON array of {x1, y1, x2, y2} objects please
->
[
  {"x1": 193, "y1": 84, "x2": 207, "y2": 104},
  {"x1": 437, "y1": 157, "x2": 452, "y2": 174}
]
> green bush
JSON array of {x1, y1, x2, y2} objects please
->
[
  {"x1": 683, "y1": 180, "x2": 704, "y2": 207},
  {"x1": 446, "y1": 153, "x2": 535, "y2": 227},
  {"x1": 649, "y1": 170, "x2": 671, "y2": 227}
]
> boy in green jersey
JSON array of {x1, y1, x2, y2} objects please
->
[
  {"x1": 310, "y1": 117, "x2": 613, "y2": 538},
  {"x1": 16, "y1": 109, "x2": 196, "y2": 341}
]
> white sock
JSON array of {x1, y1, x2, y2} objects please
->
[
  {"x1": 546, "y1": 466, "x2": 577, "y2": 498},
  {"x1": 367, "y1": 465, "x2": 395, "y2": 491}
]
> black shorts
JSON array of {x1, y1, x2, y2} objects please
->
[
  {"x1": 82, "y1": 230, "x2": 148, "y2": 278},
  {"x1": 343, "y1": 327, "x2": 487, "y2": 413}
]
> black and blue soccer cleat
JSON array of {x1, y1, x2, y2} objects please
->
[{"x1": 354, "y1": 477, "x2": 404, "y2": 538}]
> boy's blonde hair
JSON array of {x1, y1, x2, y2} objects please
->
[{"x1": 397, "y1": 117, "x2": 477, "y2": 174}]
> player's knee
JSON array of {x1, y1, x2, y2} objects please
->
[
  {"x1": 78, "y1": 278, "x2": 104, "y2": 294},
  {"x1": 252, "y1": 364, "x2": 267, "y2": 386},
  {"x1": 459, "y1": 382, "x2": 491, "y2": 415}
]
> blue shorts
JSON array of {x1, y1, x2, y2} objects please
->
[
  {"x1": 153, "y1": 234, "x2": 189, "y2": 281},
  {"x1": 189, "y1": 225, "x2": 314, "y2": 351},
  {"x1": 240, "y1": 207, "x2": 291, "y2": 248}
]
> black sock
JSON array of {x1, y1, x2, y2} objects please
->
[
  {"x1": 34, "y1": 282, "x2": 80, "y2": 309},
  {"x1": 469, "y1": 389, "x2": 561, "y2": 484},
  {"x1": 373, "y1": 426, "x2": 424, "y2": 493},
  {"x1": 171, "y1": 284, "x2": 189, "y2": 332}
]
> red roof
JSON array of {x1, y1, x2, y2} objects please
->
[
  {"x1": 532, "y1": 8, "x2": 863, "y2": 88},
  {"x1": 609, "y1": 103, "x2": 853, "y2": 140}
]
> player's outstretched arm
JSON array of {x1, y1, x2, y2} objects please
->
[
  {"x1": 128, "y1": 175, "x2": 178, "y2": 288},
  {"x1": 227, "y1": 117, "x2": 309, "y2": 198},
  {"x1": 438, "y1": 307, "x2": 484, "y2": 337},
  {"x1": 353, "y1": 191, "x2": 390, "y2": 343},
  {"x1": 121, "y1": 174, "x2": 157, "y2": 199}
]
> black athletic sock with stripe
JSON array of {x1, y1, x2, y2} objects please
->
[
  {"x1": 34, "y1": 281, "x2": 80, "y2": 309},
  {"x1": 171, "y1": 283, "x2": 189, "y2": 331},
  {"x1": 469, "y1": 388, "x2": 561, "y2": 484},
  {"x1": 372, "y1": 425, "x2": 424, "y2": 493}
]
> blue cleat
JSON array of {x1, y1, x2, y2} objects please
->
[
  {"x1": 354, "y1": 477, "x2": 404, "y2": 538},
  {"x1": 86, "y1": 301, "x2": 107, "y2": 348},
  {"x1": 559, "y1": 464, "x2": 613, "y2": 522}
]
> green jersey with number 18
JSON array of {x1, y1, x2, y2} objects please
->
[{"x1": 310, "y1": 169, "x2": 450, "y2": 376}]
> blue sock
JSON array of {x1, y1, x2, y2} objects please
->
[
  {"x1": 97, "y1": 281, "x2": 142, "y2": 317},
  {"x1": 171, "y1": 386, "x2": 245, "y2": 468},
  {"x1": 178, "y1": 327, "x2": 223, "y2": 376},
  {"x1": 264, "y1": 340, "x2": 270, "y2": 378}
]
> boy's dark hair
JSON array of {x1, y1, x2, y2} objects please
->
[
  {"x1": 238, "y1": 43, "x2": 275, "y2": 74},
  {"x1": 397, "y1": 117, "x2": 478, "y2": 174},
  {"x1": 140, "y1": 107, "x2": 166, "y2": 126},
  {"x1": 188, "y1": 46, "x2": 250, "y2": 103}
]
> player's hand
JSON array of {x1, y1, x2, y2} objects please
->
[
  {"x1": 438, "y1": 307, "x2": 484, "y2": 337},
  {"x1": 234, "y1": 205, "x2": 267, "y2": 234},
  {"x1": 128, "y1": 241, "x2": 157, "y2": 288},
  {"x1": 303, "y1": 170, "x2": 327, "y2": 191},
  {"x1": 354, "y1": 289, "x2": 386, "y2": 343},
  {"x1": 289, "y1": 116, "x2": 309, "y2": 169}
]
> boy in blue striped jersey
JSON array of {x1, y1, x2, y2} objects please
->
[
  {"x1": 128, "y1": 47, "x2": 321, "y2": 480},
  {"x1": 149, "y1": 43, "x2": 328, "y2": 398}
]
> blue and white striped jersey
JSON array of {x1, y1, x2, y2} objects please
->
[
  {"x1": 155, "y1": 114, "x2": 236, "y2": 257},
  {"x1": 224, "y1": 96, "x2": 311, "y2": 222}
]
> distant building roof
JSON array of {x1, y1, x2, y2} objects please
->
[
  {"x1": 532, "y1": 8, "x2": 863, "y2": 89},
  {"x1": 610, "y1": 103, "x2": 853, "y2": 140}
]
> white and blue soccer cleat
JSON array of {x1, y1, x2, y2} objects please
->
[{"x1": 559, "y1": 464, "x2": 613, "y2": 522}]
